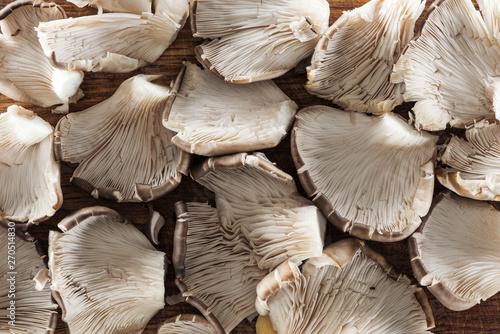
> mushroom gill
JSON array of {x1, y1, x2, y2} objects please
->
[
  {"x1": 66, "y1": 0, "x2": 152, "y2": 14},
  {"x1": 157, "y1": 315, "x2": 218, "y2": 334}
]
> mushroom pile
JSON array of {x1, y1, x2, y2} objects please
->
[{"x1": 1, "y1": 0, "x2": 499, "y2": 333}]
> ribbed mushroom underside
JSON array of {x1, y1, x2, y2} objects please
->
[
  {"x1": 0, "y1": 106, "x2": 61, "y2": 223},
  {"x1": 166, "y1": 62, "x2": 297, "y2": 155},
  {"x1": 0, "y1": 2, "x2": 83, "y2": 112},
  {"x1": 264, "y1": 251, "x2": 430, "y2": 333},
  {"x1": 179, "y1": 202, "x2": 267, "y2": 333},
  {"x1": 158, "y1": 315, "x2": 217, "y2": 334},
  {"x1": 194, "y1": 0, "x2": 329, "y2": 82},
  {"x1": 306, "y1": 0, "x2": 424, "y2": 114},
  {"x1": 38, "y1": 0, "x2": 188, "y2": 73},
  {"x1": 392, "y1": 0, "x2": 500, "y2": 130},
  {"x1": 295, "y1": 107, "x2": 436, "y2": 235},
  {"x1": 57, "y1": 75, "x2": 181, "y2": 202},
  {"x1": 0, "y1": 230, "x2": 58, "y2": 333},
  {"x1": 49, "y1": 215, "x2": 165, "y2": 334},
  {"x1": 67, "y1": 0, "x2": 152, "y2": 14},
  {"x1": 414, "y1": 193, "x2": 500, "y2": 302}
]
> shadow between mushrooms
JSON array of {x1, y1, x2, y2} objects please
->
[
  {"x1": 157, "y1": 315, "x2": 218, "y2": 334},
  {"x1": 54, "y1": 74, "x2": 191, "y2": 202},
  {"x1": 66, "y1": 0, "x2": 152, "y2": 14}
]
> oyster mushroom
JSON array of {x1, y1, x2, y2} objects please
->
[
  {"x1": 191, "y1": 0, "x2": 330, "y2": 83},
  {"x1": 66, "y1": 0, "x2": 152, "y2": 14},
  {"x1": 0, "y1": 219, "x2": 58, "y2": 333},
  {"x1": 256, "y1": 239, "x2": 435, "y2": 333},
  {"x1": 163, "y1": 62, "x2": 297, "y2": 156},
  {"x1": 409, "y1": 192, "x2": 500, "y2": 311},
  {"x1": 37, "y1": 0, "x2": 189, "y2": 73},
  {"x1": 291, "y1": 106, "x2": 437, "y2": 242},
  {"x1": 306, "y1": 0, "x2": 425, "y2": 114},
  {"x1": 0, "y1": 105, "x2": 62, "y2": 225},
  {"x1": 158, "y1": 315, "x2": 218, "y2": 334},
  {"x1": 49, "y1": 206, "x2": 166, "y2": 334},
  {"x1": 54, "y1": 75, "x2": 191, "y2": 202},
  {"x1": 392, "y1": 0, "x2": 500, "y2": 130},
  {"x1": 0, "y1": 0, "x2": 84, "y2": 113}
]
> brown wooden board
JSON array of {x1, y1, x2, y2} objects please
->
[{"x1": 0, "y1": 0, "x2": 499, "y2": 333}]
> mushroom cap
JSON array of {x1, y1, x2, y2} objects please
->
[
  {"x1": 392, "y1": 0, "x2": 500, "y2": 130},
  {"x1": 409, "y1": 191, "x2": 500, "y2": 311},
  {"x1": 66, "y1": 0, "x2": 152, "y2": 14},
  {"x1": 37, "y1": 0, "x2": 189, "y2": 73},
  {"x1": 256, "y1": 239, "x2": 435, "y2": 333},
  {"x1": 291, "y1": 105, "x2": 437, "y2": 242},
  {"x1": 49, "y1": 206, "x2": 166, "y2": 334},
  {"x1": 54, "y1": 74, "x2": 191, "y2": 202},
  {"x1": 306, "y1": 0, "x2": 425, "y2": 114},
  {"x1": 0, "y1": 0, "x2": 84, "y2": 113},
  {"x1": 0, "y1": 105, "x2": 62, "y2": 225},
  {"x1": 157, "y1": 315, "x2": 218, "y2": 334},
  {"x1": 191, "y1": 0, "x2": 330, "y2": 83},
  {"x1": 163, "y1": 62, "x2": 297, "y2": 156}
]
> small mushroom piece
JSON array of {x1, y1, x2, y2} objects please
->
[
  {"x1": 54, "y1": 75, "x2": 191, "y2": 202},
  {"x1": 158, "y1": 315, "x2": 218, "y2": 334},
  {"x1": 0, "y1": 219, "x2": 58, "y2": 333},
  {"x1": 409, "y1": 192, "x2": 500, "y2": 311},
  {"x1": 392, "y1": 0, "x2": 500, "y2": 130},
  {"x1": 0, "y1": 0, "x2": 84, "y2": 113},
  {"x1": 0, "y1": 105, "x2": 62, "y2": 225},
  {"x1": 256, "y1": 239, "x2": 435, "y2": 333},
  {"x1": 163, "y1": 62, "x2": 298, "y2": 156},
  {"x1": 38, "y1": 0, "x2": 189, "y2": 73},
  {"x1": 49, "y1": 207, "x2": 166, "y2": 334},
  {"x1": 291, "y1": 106, "x2": 437, "y2": 242},
  {"x1": 66, "y1": 0, "x2": 152, "y2": 14},
  {"x1": 192, "y1": 0, "x2": 330, "y2": 83},
  {"x1": 145, "y1": 204, "x2": 165, "y2": 246},
  {"x1": 437, "y1": 119, "x2": 500, "y2": 200},
  {"x1": 306, "y1": 0, "x2": 425, "y2": 114}
]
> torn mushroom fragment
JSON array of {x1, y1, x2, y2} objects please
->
[
  {"x1": 392, "y1": 0, "x2": 500, "y2": 130},
  {"x1": 306, "y1": 0, "x2": 425, "y2": 114},
  {"x1": 0, "y1": 0, "x2": 84, "y2": 113},
  {"x1": 256, "y1": 239, "x2": 434, "y2": 333},
  {"x1": 437, "y1": 120, "x2": 500, "y2": 200},
  {"x1": 49, "y1": 207, "x2": 166, "y2": 334},
  {"x1": 54, "y1": 75, "x2": 190, "y2": 202},
  {"x1": 409, "y1": 192, "x2": 500, "y2": 311},
  {"x1": 158, "y1": 315, "x2": 218, "y2": 334},
  {"x1": 191, "y1": 0, "x2": 330, "y2": 83},
  {"x1": 66, "y1": 0, "x2": 152, "y2": 14},
  {"x1": 163, "y1": 62, "x2": 298, "y2": 156},
  {"x1": 0, "y1": 219, "x2": 58, "y2": 333},
  {"x1": 292, "y1": 106, "x2": 437, "y2": 242},
  {"x1": 0, "y1": 105, "x2": 62, "y2": 225},
  {"x1": 38, "y1": 0, "x2": 189, "y2": 73}
]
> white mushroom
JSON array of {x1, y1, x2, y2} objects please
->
[
  {"x1": 49, "y1": 207, "x2": 166, "y2": 334},
  {"x1": 157, "y1": 315, "x2": 218, "y2": 334},
  {"x1": 409, "y1": 191, "x2": 500, "y2": 311},
  {"x1": 392, "y1": 0, "x2": 500, "y2": 130},
  {"x1": 0, "y1": 219, "x2": 58, "y2": 333},
  {"x1": 0, "y1": 0, "x2": 84, "y2": 113},
  {"x1": 0, "y1": 105, "x2": 62, "y2": 225},
  {"x1": 163, "y1": 62, "x2": 298, "y2": 156},
  {"x1": 37, "y1": 0, "x2": 189, "y2": 73},
  {"x1": 192, "y1": 0, "x2": 330, "y2": 83},
  {"x1": 437, "y1": 119, "x2": 500, "y2": 200},
  {"x1": 291, "y1": 106, "x2": 437, "y2": 242},
  {"x1": 256, "y1": 239, "x2": 434, "y2": 333},
  {"x1": 66, "y1": 0, "x2": 152, "y2": 14},
  {"x1": 54, "y1": 75, "x2": 191, "y2": 202},
  {"x1": 306, "y1": 0, "x2": 425, "y2": 114}
]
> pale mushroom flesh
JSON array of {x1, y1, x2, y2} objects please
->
[{"x1": 66, "y1": 0, "x2": 152, "y2": 14}]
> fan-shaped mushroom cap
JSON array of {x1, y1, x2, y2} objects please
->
[
  {"x1": 409, "y1": 192, "x2": 500, "y2": 311},
  {"x1": 306, "y1": 0, "x2": 425, "y2": 114},
  {"x1": 163, "y1": 62, "x2": 297, "y2": 156},
  {"x1": 191, "y1": 0, "x2": 330, "y2": 83},
  {"x1": 158, "y1": 315, "x2": 218, "y2": 334},
  {"x1": 256, "y1": 239, "x2": 435, "y2": 333},
  {"x1": 49, "y1": 206, "x2": 166, "y2": 334},
  {"x1": 437, "y1": 119, "x2": 500, "y2": 200},
  {"x1": 291, "y1": 106, "x2": 437, "y2": 242},
  {"x1": 0, "y1": 0, "x2": 84, "y2": 113},
  {"x1": 37, "y1": 0, "x2": 189, "y2": 73},
  {"x1": 0, "y1": 219, "x2": 58, "y2": 333},
  {"x1": 392, "y1": 0, "x2": 500, "y2": 130},
  {"x1": 66, "y1": 0, "x2": 152, "y2": 14},
  {"x1": 0, "y1": 105, "x2": 62, "y2": 225},
  {"x1": 54, "y1": 74, "x2": 191, "y2": 202}
]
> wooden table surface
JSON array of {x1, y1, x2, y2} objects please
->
[{"x1": 1, "y1": 0, "x2": 499, "y2": 333}]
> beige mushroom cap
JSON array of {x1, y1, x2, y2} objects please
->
[{"x1": 66, "y1": 0, "x2": 152, "y2": 14}]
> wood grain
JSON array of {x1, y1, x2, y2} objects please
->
[{"x1": 1, "y1": 0, "x2": 498, "y2": 333}]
